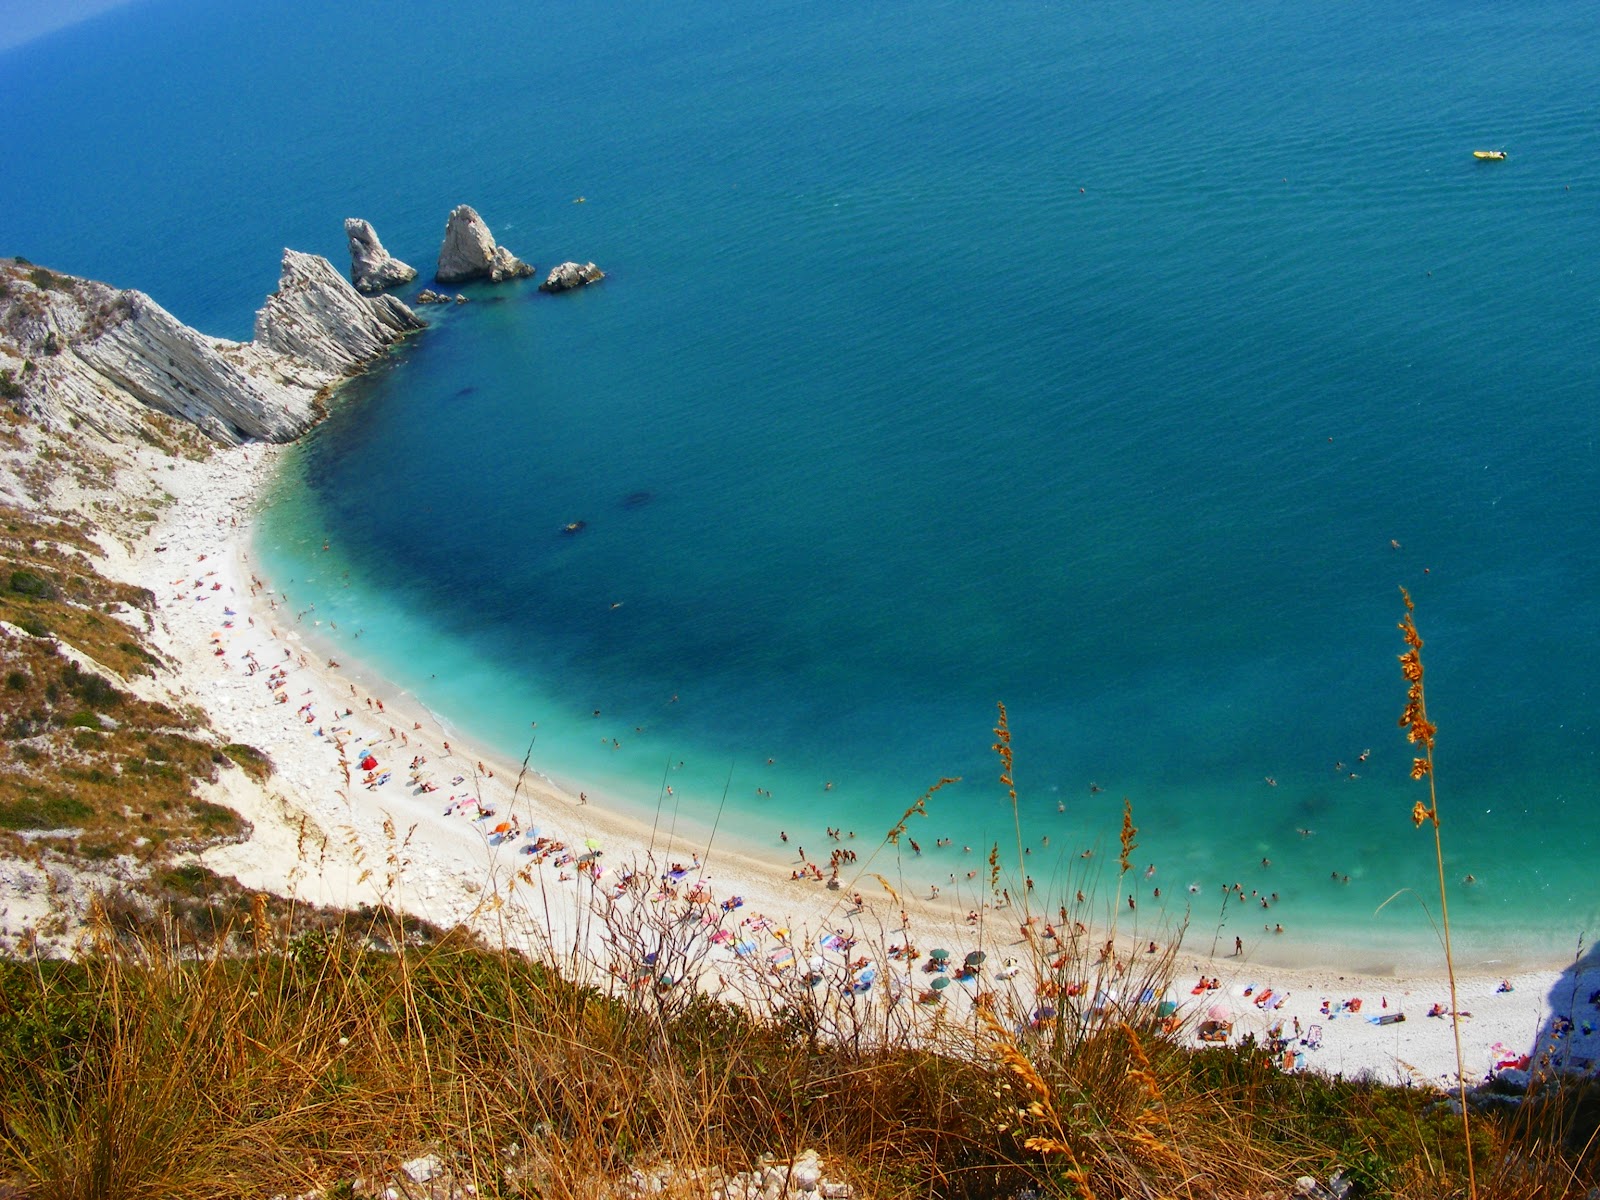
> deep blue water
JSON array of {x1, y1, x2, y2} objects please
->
[{"x1": 5, "y1": 0, "x2": 1599, "y2": 966}]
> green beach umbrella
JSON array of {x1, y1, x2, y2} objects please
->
[
  {"x1": 929, "y1": 948, "x2": 951, "y2": 961},
  {"x1": 964, "y1": 950, "x2": 986, "y2": 967},
  {"x1": 931, "y1": 976, "x2": 951, "y2": 990}
]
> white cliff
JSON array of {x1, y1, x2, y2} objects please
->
[
  {"x1": 344, "y1": 218, "x2": 418, "y2": 293},
  {"x1": 436, "y1": 205, "x2": 535, "y2": 284},
  {"x1": 0, "y1": 251, "x2": 424, "y2": 448}
]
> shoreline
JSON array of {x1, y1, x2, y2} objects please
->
[{"x1": 124, "y1": 439, "x2": 1600, "y2": 1088}]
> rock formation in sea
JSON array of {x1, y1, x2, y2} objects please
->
[
  {"x1": 539, "y1": 262, "x2": 605, "y2": 293},
  {"x1": 0, "y1": 251, "x2": 424, "y2": 448},
  {"x1": 436, "y1": 205, "x2": 535, "y2": 284},
  {"x1": 344, "y1": 218, "x2": 418, "y2": 293}
]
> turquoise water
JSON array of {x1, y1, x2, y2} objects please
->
[{"x1": 5, "y1": 0, "x2": 1599, "y2": 966}]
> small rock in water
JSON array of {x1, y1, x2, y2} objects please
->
[
  {"x1": 622, "y1": 490, "x2": 653, "y2": 509},
  {"x1": 539, "y1": 261, "x2": 605, "y2": 293}
]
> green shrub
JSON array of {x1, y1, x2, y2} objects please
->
[
  {"x1": 221, "y1": 742, "x2": 273, "y2": 780},
  {"x1": 61, "y1": 662, "x2": 121, "y2": 709},
  {"x1": 0, "y1": 793, "x2": 93, "y2": 830},
  {"x1": 190, "y1": 799, "x2": 239, "y2": 832},
  {"x1": 0, "y1": 370, "x2": 21, "y2": 400},
  {"x1": 10, "y1": 568, "x2": 58, "y2": 599},
  {"x1": 159, "y1": 863, "x2": 221, "y2": 897}
]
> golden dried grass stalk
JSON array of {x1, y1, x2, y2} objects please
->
[
  {"x1": 1398, "y1": 587, "x2": 1475, "y2": 1200},
  {"x1": 886, "y1": 775, "x2": 958, "y2": 845}
]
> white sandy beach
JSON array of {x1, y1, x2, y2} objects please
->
[{"x1": 113, "y1": 442, "x2": 1600, "y2": 1092}]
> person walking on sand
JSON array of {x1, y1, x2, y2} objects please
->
[{"x1": 1235, "y1": 935, "x2": 1244, "y2": 956}]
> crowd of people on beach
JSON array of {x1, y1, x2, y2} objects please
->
[{"x1": 157, "y1": 491, "x2": 1599, "y2": 1090}]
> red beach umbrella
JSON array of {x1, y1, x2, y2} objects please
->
[{"x1": 360, "y1": 755, "x2": 378, "y2": 771}]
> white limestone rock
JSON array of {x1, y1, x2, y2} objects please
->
[
  {"x1": 538, "y1": 261, "x2": 604, "y2": 293},
  {"x1": 436, "y1": 205, "x2": 534, "y2": 284},
  {"x1": 400, "y1": 1153, "x2": 444, "y2": 1184},
  {"x1": 0, "y1": 251, "x2": 424, "y2": 447},
  {"x1": 344, "y1": 218, "x2": 417, "y2": 293},
  {"x1": 253, "y1": 249, "x2": 424, "y2": 380}
]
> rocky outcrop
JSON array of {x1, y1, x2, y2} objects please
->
[
  {"x1": 539, "y1": 262, "x2": 604, "y2": 293},
  {"x1": 436, "y1": 205, "x2": 535, "y2": 284},
  {"x1": 0, "y1": 251, "x2": 424, "y2": 447},
  {"x1": 344, "y1": 218, "x2": 417, "y2": 293},
  {"x1": 253, "y1": 250, "x2": 424, "y2": 381}
]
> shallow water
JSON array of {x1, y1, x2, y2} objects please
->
[{"x1": 6, "y1": 0, "x2": 1599, "y2": 965}]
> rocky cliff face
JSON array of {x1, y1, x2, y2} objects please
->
[
  {"x1": 344, "y1": 218, "x2": 418, "y2": 293},
  {"x1": 253, "y1": 250, "x2": 424, "y2": 382},
  {"x1": 0, "y1": 251, "x2": 424, "y2": 448},
  {"x1": 436, "y1": 205, "x2": 535, "y2": 284}
]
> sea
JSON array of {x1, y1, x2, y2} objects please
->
[{"x1": 4, "y1": 0, "x2": 1598, "y2": 969}]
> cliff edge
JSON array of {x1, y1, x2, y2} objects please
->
[{"x1": 0, "y1": 251, "x2": 424, "y2": 449}]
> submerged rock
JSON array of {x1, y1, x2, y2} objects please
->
[
  {"x1": 436, "y1": 205, "x2": 535, "y2": 284},
  {"x1": 344, "y1": 218, "x2": 417, "y2": 293},
  {"x1": 539, "y1": 261, "x2": 604, "y2": 293}
]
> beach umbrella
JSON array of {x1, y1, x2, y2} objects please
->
[
  {"x1": 584, "y1": 837, "x2": 602, "y2": 850},
  {"x1": 964, "y1": 950, "x2": 986, "y2": 967},
  {"x1": 360, "y1": 755, "x2": 378, "y2": 771},
  {"x1": 931, "y1": 976, "x2": 951, "y2": 991},
  {"x1": 1158, "y1": 1000, "x2": 1179, "y2": 1018},
  {"x1": 929, "y1": 948, "x2": 951, "y2": 962},
  {"x1": 1207, "y1": 1002, "x2": 1233, "y2": 1023}
]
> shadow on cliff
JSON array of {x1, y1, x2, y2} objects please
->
[
  {"x1": 1525, "y1": 942, "x2": 1600, "y2": 1076},
  {"x1": 1494, "y1": 942, "x2": 1600, "y2": 1171}
]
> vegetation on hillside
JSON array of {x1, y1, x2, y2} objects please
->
[
  {"x1": 0, "y1": 505, "x2": 261, "y2": 868},
  {"x1": 0, "y1": 877, "x2": 1595, "y2": 1200}
]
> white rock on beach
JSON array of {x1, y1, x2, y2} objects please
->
[
  {"x1": 436, "y1": 204, "x2": 535, "y2": 284},
  {"x1": 344, "y1": 218, "x2": 418, "y2": 293}
]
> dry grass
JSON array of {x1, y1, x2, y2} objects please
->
[
  {"x1": 0, "y1": 769, "x2": 1592, "y2": 1200},
  {"x1": 1398, "y1": 588, "x2": 1475, "y2": 1200}
]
